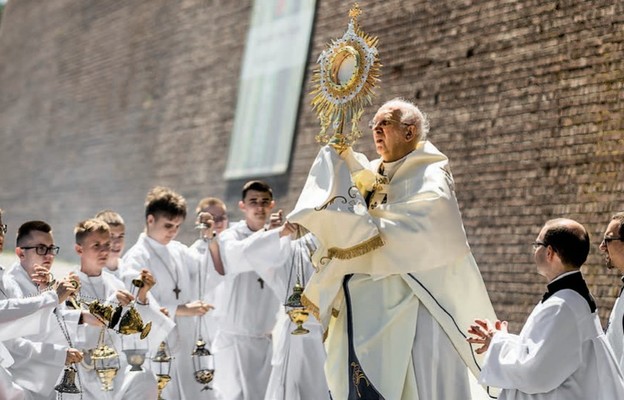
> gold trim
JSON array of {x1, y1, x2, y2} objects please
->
[
  {"x1": 324, "y1": 234, "x2": 384, "y2": 262},
  {"x1": 301, "y1": 294, "x2": 320, "y2": 322}
]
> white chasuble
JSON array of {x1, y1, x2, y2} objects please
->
[
  {"x1": 288, "y1": 142, "x2": 497, "y2": 399},
  {"x1": 481, "y1": 290, "x2": 624, "y2": 399}
]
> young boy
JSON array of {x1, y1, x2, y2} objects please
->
[
  {"x1": 209, "y1": 180, "x2": 296, "y2": 400},
  {"x1": 94, "y1": 209, "x2": 127, "y2": 278},
  {"x1": 73, "y1": 218, "x2": 173, "y2": 400},
  {"x1": 123, "y1": 186, "x2": 213, "y2": 400}
]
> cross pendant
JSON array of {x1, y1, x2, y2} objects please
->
[
  {"x1": 257, "y1": 278, "x2": 264, "y2": 289},
  {"x1": 173, "y1": 285, "x2": 181, "y2": 299}
]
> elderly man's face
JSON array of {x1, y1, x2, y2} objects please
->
[
  {"x1": 599, "y1": 220, "x2": 624, "y2": 273},
  {"x1": 370, "y1": 105, "x2": 415, "y2": 162}
]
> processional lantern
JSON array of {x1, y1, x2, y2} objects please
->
[
  {"x1": 152, "y1": 341, "x2": 173, "y2": 400},
  {"x1": 311, "y1": 2, "x2": 381, "y2": 153},
  {"x1": 192, "y1": 338, "x2": 215, "y2": 391}
]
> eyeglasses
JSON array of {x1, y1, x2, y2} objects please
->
[
  {"x1": 603, "y1": 237, "x2": 624, "y2": 244},
  {"x1": 532, "y1": 240, "x2": 548, "y2": 251},
  {"x1": 0, "y1": 224, "x2": 6, "y2": 234},
  {"x1": 21, "y1": 245, "x2": 60, "y2": 256},
  {"x1": 368, "y1": 118, "x2": 412, "y2": 130},
  {"x1": 212, "y1": 215, "x2": 228, "y2": 223}
]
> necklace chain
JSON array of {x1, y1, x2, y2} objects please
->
[{"x1": 145, "y1": 240, "x2": 181, "y2": 299}]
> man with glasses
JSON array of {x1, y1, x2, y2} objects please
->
[
  {"x1": 468, "y1": 218, "x2": 624, "y2": 399},
  {"x1": 289, "y1": 98, "x2": 497, "y2": 399},
  {"x1": 601, "y1": 212, "x2": 624, "y2": 370},
  {"x1": 3, "y1": 220, "x2": 103, "y2": 400}
]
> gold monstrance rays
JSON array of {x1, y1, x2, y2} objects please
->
[{"x1": 311, "y1": 3, "x2": 381, "y2": 152}]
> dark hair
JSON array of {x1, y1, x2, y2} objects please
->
[
  {"x1": 241, "y1": 180, "x2": 273, "y2": 201},
  {"x1": 16, "y1": 220, "x2": 52, "y2": 247},
  {"x1": 75, "y1": 218, "x2": 110, "y2": 245},
  {"x1": 542, "y1": 220, "x2": 590, "y2": 269},
  {"x1": 144, "y1": 186, "x2": 187, "y2": 220}
]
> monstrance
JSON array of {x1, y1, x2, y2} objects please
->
[{"x1": 311, "y1": 2, "x2": 381, "y2": 153}]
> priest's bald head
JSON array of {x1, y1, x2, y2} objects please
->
[
  {"x1": 369, "y1": 98, "x2": 429, "y2": 162},
  {"x1": 534, "y1": 218, "x2": 590, "y2": 282}
]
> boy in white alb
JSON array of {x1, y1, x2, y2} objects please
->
[
  {"x1": 72, "y1": 218, "x2": 173, "y2": 400},
  {"x1": 123, "y1": 186, "x2": 214, "y2": 399}
]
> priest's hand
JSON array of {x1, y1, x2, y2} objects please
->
[
  {"x1": 65, "y1": 348, "x2": 84, "y2": 365},
  {"x1": 467, "y1": 318, "x2": 508, "y2": 354},
  {"x1": 176, "y1": 300, "x2": 214, "y2": 317}
]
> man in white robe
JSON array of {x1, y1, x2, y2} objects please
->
[
  {"x1": 0, "y1": 260, "x2": 80, "y2": 400},
  {"x1": 3, "y1": 220, "x2": 102, "y2": 400},
  {"x1": 264, "y1": 235, "x2": 330, "y2": 400},
  {"x1": 209, "y1": 181, "x2": 296, "y2": 400},
  {"x1": 123, "y1": 186, "x2": 213, "y2": 400},
  {"x1": 469, "y1": 218, "x2": 624, "y2": 399},
  {"x1": 71, "y1": 218, "x2": 175, "y2": 400},
  {"x1": 288, "y1": 98, "x2": 497, "y2": 399},
  {"x1": 600, "y1": 211, "x2": 624, "y2": 370}
]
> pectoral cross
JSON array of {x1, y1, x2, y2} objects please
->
[
  {"x1": 173, "y1": 285, "x2": 181, "y2": 299},
  {"x1": 257, "y1": 278, "x2": 264, "y2": 289}
]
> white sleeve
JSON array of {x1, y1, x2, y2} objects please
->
[
  {"x1": 0, "y1": 291, "x2": 58, "y2": 341},
  {"x1": 479, "y1": 300, "x2": 582, "y2": 394}
]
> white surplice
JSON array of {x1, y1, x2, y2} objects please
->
[
  {"x1": 0, "y1": 265, "x2": 66, "y2": 400},
  {"x1": 212, "y1": 221, "x2": 288, "y2": 400},
  {"x1": 606, "y1": 281, "x2": 624, "y2": 371},
  {"x1": 73, "y1": 268, "x2": 173, "y2": 400},
  {"x1": 3, "y1": 262, "x2": 83, "y2": 400},
  {"x1": 288, "y1": 143, "x2": 498, "y2": 399},
  {"x1": 480, "y1": 288, "x2": 624, "y2": 399},
  {"x1": 122, "y1": 233, "x2": 209, "y2": 400},
  {"x1": 264, "y1": 237, "x2": 330, "y2": 400}
]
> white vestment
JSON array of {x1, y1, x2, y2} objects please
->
[
  {"x1": 73, "y1": 268, "x2": 173, "y2": 400},
  {"x1": 0, "y1": 265, "x2": 65, "y2": 400},
  {"x1": 606, "y1": 281, "x2": 624, "y2": 371},
  {"x1": 122, "y1": 233, "x2": 209, "y2": 399},
  {"x1": 288, "y1": 143, "x2": 497, "y2": 399},
  {"x1": 264, "y1": 237, "x2": 330, "y2": 400},
  {"x1": 212, "y1": 221, "x2": 288, "y2": 400},
  {"x1": 3, "y1": 262, "x2": 83, "y2": 400},
  {"x1": 480, "y1": 287, "x2": 624, "y2": 399}
]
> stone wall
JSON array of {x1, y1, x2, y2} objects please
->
[{"x1": 0, "y1": 0, "x2": 623, "y2": 330}]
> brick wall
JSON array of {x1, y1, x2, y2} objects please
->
[{"x1": 0, "y1": 0, "x2": 623, "y2": 330}]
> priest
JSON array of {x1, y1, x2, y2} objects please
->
[
  {"x1": 468, "y1": 218, "x2": 624, "y2": 399},
  {"x1": 288, "y1": 98, "x2": 498, "y2": 399}
]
